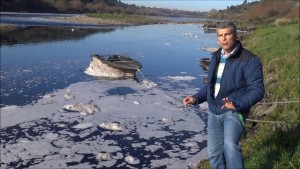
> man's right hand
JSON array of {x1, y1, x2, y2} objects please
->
[{"x1": 183, "y1": 96, "x2": 196, "y2": 107}]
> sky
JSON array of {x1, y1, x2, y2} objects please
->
[{"x1": 122, "y1": 0, "x2": 253, "y2": 12}]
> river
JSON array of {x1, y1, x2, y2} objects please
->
[
  {"x1": 0, "y1": 13, "x2": 219, "y2": 169},
  {"x1": 1, "y1": 14, "x2": 218, "y2": 107}
]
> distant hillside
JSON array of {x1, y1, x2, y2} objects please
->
[
  {"x1": 0, "y1": 0, "x2": 124, "y2": 13},
  {"x1": 208, "y1": 0, "x2": 299, "y2": 23},
  {"x1": 0, "y1": 0, "x2": 207, "y2": 17}
]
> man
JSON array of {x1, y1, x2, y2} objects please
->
[{"x1": 183, "y1": 22, "x2": 264, "y2": 169}]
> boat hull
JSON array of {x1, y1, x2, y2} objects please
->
[{"x1": 85, "y1": 54, "x2": 142, "y2": 78}]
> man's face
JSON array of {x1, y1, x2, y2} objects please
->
[{"x1": 217, "y1": 27, "x2": 237, "y2": 54}]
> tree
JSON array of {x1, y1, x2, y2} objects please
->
[
  {"x1": 208, "y1": 9, "x2": 218, "y2": 18},
  {"x1": 70, "y1": 0, "x2": 84, "y2": 12}
]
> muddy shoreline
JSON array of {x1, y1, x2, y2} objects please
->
[
  {"x1": 0, "y1": 15, "x2": 123, "y2": 33},
  {"x1": 0, "y1": 14, "x2": 168, "y2": 33},
  {"x1": 0, "y1": 23, "x2": 19, "y2": 33}
]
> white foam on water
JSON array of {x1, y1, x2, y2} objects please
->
[
  {"x1": 63, "y1": 103, "x2": 100, "y2": 115},
  {"x1": 167, "y1": 76, "x2": 197, "y2": 81},
  {"x1": 45, "y1": 133, "x2": 59, "y2": 140},
  {"x1": 124, "y1": 155, "x2": 140, "y2": 165},
  {"x1": 142, "y1": 79, "x2": 157, "y2": 88},
  {"x1": 96, "y1": 152, "x2": 113, "y2": 161},
  {"x1": 72, "y1": 122, "x2": 94, "y2": 129},
  {"x1": 1, "y1": 79, "x2": 208, "y2": 168},
  {"x1": 99, "y1": 122, "x2": 123, "y2": 131},
  {"x1": 161, "y1": 117, "x2": 172, "y2": 123},
  {"x1": 133, "y1": 101, "x2": 140, "y2": 105}
]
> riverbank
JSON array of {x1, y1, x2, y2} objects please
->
[
  {"x1": 45, "y1": 14, "x2": 132, "y2": 25},
  {"x1": 0, "y1": 23, "x2": 19, "y2": 33},
  {"x1": 197, "y1": 22, "x2": 300, "y2": 169},
  {"x1": 41, "y1": 14, "x2": 168, "y2": 26},
  {"x1": 0, "y1": 13, "x2": 171, "y2": 33},
  {"x1": 242, "y1": 22, "x2": 299, "y2": 169}
]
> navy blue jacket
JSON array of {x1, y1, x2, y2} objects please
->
[{"x1": 193, "y1": 41, "x2": 264, "y2": 117}]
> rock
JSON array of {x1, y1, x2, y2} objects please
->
[{"x1": 252, "y1": 104, "x2": 277, "y2": 118}]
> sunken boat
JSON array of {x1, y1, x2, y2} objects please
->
[
  {"x1": 198, "y1": 58, "x2": 210, "y2": 84},
  {"x1": 85, "y1": 54, "x2": 142, "y2": 78},
  {"x1": 198, "y1": 58, "x2": 210, "y2": 72}
]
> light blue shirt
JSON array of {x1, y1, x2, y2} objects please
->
[{"x1": 214, "y1": 46, "x2": 238, "y2": 98}]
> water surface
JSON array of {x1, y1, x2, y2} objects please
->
[
  {"x1": 1, "y1": 23, "x2": 218, "y2": 107},
  {"x1": 0, "y1": 17, "x2": 216, "y2": 168}
]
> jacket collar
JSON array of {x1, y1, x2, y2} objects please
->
[{"x1": 212, "y1": 40, "x2": 243, "y2": 59}]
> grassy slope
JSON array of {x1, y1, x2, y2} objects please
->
[
  {"x1": 244, "y1": 23, "x2": 299, "y2": 123},
  {"x1": 242, "y1": 23, "x2": 300, "y2": 169}
]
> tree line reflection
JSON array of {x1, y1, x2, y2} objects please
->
[{"x1": 0, "y1": 26, "x2": 117, "y2": 46}]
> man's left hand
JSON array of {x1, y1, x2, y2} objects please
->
[{"x1": 221, "y1": 97, "x2": 236, "y2": 110}]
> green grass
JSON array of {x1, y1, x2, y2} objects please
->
[
  {"x1": 198, "y1": 22, "x2": 300, "y2": 169},
  {"x1": 242, "y1": 123, "x2": 300, "y2": 169},
  {"x1": 244, "y1": 23, "x2": 300, "y2": 122},
  {"x1": 242, "y1": 23, "x2": 300, "y2": 169}
]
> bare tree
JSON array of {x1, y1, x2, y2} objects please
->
[{"x1": 70, "y1": 0, "x2": 84, "y2": 12}]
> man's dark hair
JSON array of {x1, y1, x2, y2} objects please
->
[{"x1": 216, "y1": 21, "x2": 237, "y2": 34}]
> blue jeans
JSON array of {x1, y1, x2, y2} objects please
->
[{"x1": 207, "y1": 110, "x2": 244, "y2": 169}]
